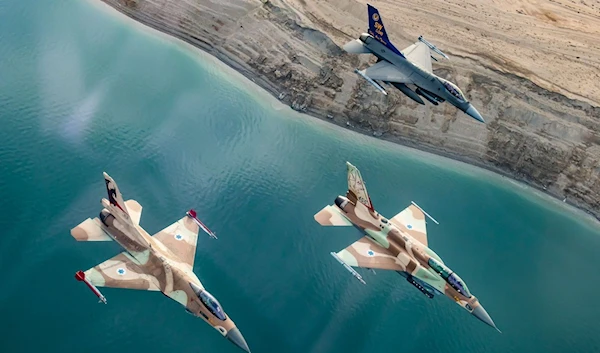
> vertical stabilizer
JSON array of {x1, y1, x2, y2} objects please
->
[
  {"x1": 346, "y1": 162, "x2": 374, "y2": 211},
  {"x1": 102, "y1": 172, "x2": 149, "y2": 247},
  {"x1": 103, "y1": 172, "x2": 131, "y2": 221},
  {"x1": 367, "y1": 4, "x2": 404, "y2": 57}
]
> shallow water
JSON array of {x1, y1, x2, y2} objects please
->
[{"x1": 1, "y1": 1, "x2": 600, "y2": 352}]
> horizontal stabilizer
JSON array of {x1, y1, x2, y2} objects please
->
[
  {"x1": 343, "y1": 39, "x2": 371, "y2": 54},
  {"x1": 125, "y1": 199, "x2": 142, "y2": 225},
  {"x1": 314, "y1": 205, "x2": 352, "y2": 226},
  {"x1": 71, "y1": 218, "x2": 112, "y2": 242}
]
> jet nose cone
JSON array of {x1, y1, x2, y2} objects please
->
[
  {"x1": 472, "y1": 305, "x2": 501, "y2": 333},
  {"x1": 465, "y1": 105, "x2": 485, "y2": 123},
  {"x1": 226, "y1": 327, "x2": 251, "y2": 353}
]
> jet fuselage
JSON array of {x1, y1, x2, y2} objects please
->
[
  {"x1": 358, "y1": 33, "x2": 471, "y2": 112},
  {"x1": 332, "y1": 194, "x2": 498, "y2": 329},
  {"x1": 97, "y1": 201, "x2": 239, "y2": 337}
]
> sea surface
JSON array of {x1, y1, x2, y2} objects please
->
[{"x1": 1, "y1": 1, "x2": 600, "y2": 353}]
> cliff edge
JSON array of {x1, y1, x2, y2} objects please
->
[{"x1": 100, "y1": 0, "x2": 600, "y2": 219}]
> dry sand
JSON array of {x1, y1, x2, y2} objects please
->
[{"x1": 97, "y1": 0, "x2": 600, "y2": 219}]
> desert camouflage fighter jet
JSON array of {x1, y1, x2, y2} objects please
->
[
  {"x1": 344, "y1": 4, "x2": 485, "y2": 123},
  {"x1": 70, "y1": 172, "x2": 251, "y2": 352},
  {"x1": 314, "y1": 162, "x2": 500, "y2": 332}
]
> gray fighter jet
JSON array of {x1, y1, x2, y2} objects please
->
[{"x1": 344, "y1": 4, "x2": 485, "y2": 123}]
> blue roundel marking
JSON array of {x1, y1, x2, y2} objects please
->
[
  {"x1": 117, "y1": 268, "x2": 126, "y2": 275},
  {"x1": 367, "y1": 250, "x2": 375, "y2": 256},
  {"x1": 175, "y1": 234, "x2": 183, "y2": 240},
  {"x1": 407, "y1": 224, "x2": 413, "y2": 229}
]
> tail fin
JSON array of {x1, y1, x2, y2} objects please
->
[
  {"x1": 103, "y1": 172, "x2": 131, "y2": 220},
  {"x1": 346, "y1": 162, "x2": 374, "y2": 211},
  {"x1": 367, "y1": 4, "x2": 404, "y2": 57},
  {"x1": 102, "y1": 172, "x2": 149, "y2": 247}
]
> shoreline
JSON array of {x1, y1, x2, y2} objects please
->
[{"x1": 93, "y1": 0, "x2": 600, "y2": 223}]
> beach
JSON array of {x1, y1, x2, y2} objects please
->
[{"x1": 96, "y1": 0, "x2": 600, "y2": 219}]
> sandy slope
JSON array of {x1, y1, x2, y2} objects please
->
[
  {"x1": 98, "y1": 0, "x2": 600, "y2": 219},
  {"x1": 292, "y1": 0, "x2": 600, "y2": 105}
]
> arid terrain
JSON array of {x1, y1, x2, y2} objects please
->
[{"x1": 99, "y1": 0, "x2": 600, "y2": 218}]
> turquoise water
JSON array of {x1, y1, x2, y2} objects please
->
[{"x1": 1, "y1": 1, "x2": 600, "y2": 352}]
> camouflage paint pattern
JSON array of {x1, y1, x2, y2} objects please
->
[
  {"x1": 314, "y1": 162, "x2": 499, "y2": 331},
  {"x1": 70, "y1": 173, "x2": 250, "y2": 352}
]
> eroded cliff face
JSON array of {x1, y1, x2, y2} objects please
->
[{"x1": 101, "y1": 0, "x2": 600, "y2": 218}]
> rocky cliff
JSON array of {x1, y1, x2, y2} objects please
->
[{"x1": 99, "y1": 0, "x2": 600, "y2": 218}]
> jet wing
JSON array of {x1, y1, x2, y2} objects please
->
[
  {"x1": 389, "y1": 204, "x2": 428, "y2": 246},
  {"x1": 83, "y1": 252, "x2": 160, "y2": 291},
  {"x1": 401, "y1": 42, "x2": 433, "y2": 73},
  {"x1": 70, "y1": 218, "x2": 112, "y2": 241},
  {"x1": 363, "y1": 60, "x2": 412, "y2": 84},
  {"x1": 152, "y1": 215, "x2": 200, "y2": 269},
  {"x1": 336, "y1": 236, "x2": 404, "y2": 271}
]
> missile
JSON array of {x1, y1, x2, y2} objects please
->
[
  {"x1": 187, "y1": 209, "x2": 217, "y2": 239},
  {"x1": 411, "y1": 201, "x2": 439, "y2": 225},
  {"x1": 75, "y1": 270, "x2": 107, "y2": 304},
  {"x1": 418, "y1": 35, "x2": 449, "y2": 60},
  {"x1": 330, "y1": 252, "x2": 366, "y2": 284},
  {"x1": 354, "y1": 68, "x2": 387, "y2": 96},
  {"x1": 415, "y1": 87, "x2": 443, "y2": 105},
  {"x1": 406, "y1": 275, "x2": 435, "y2": 299},
  {"x1": 390, "y1": 82, "x2": 425, "y2": 105}
]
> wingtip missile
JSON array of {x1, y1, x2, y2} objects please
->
[
  {"x1": 418, "y1": 36, "x2": 449, "y2": 60},
  {"x1": 411, "y1": 201, "x2": 439, "y2": 225},
  {"x1": 187, "y1": 209, "x2": 218, "y2": 239},
  {"x1": 330, "y1": 252, "x2": 366, "y2": 284},
  {"x1": 354, "y1": 68, "x2": 388, "y2": 96},
  {"x1": 75, "y1": 270, "x2": 107, "y2": 304}
]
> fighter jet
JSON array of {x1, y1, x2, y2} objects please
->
[
  {"x1": 70, "y1": 172, "x2": 250, "y2": 352},
  {"x1": 343, "y1": 4, "x2": 485, "y2": 123},
  {"x1": 314, "y1": 162, "x2": 499, "y2": 331}
]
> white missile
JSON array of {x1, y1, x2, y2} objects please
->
[
  {"x1": 418, "y1": 36, "x2": 449, "y2": 60},
  {"x1": 330, "y1": 252, "x2": 366, "y2": 284},
  {"x1": 354, "y1": 68, "x2": 388, "y2": 96},
  {"x1": 411, "y1": 201, "x2": 439, "y2": 225},
  {"x1": 187, "y1": 209, "x2": 218, "y2": 239}
]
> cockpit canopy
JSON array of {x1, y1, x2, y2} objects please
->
[
  {"x1": 428, "y1": 258, "x2": 472, "y2": 298},
  {"x1": 198, "y1": 290, "x2": 227, "y2": 321},
  {"x1": 441, "y1": 80, "x2": 466, "y2": 102},
  {"x1": 428, "y1": 258, "x2": 451, "y2": 279},
  {"x1": 190, "y1": 283, "x2": 227, "y2": 321},
  {"x1": 448, "y1": 273, "x2": 472, "y2": 298}
]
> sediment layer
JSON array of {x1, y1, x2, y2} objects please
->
[{"x1": 100, "y1": 0, "x2": 600, "y2": 219}]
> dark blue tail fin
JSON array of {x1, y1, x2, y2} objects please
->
[{"x1": 367, "y1": 4, "x2": 405, "y2": 58}]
